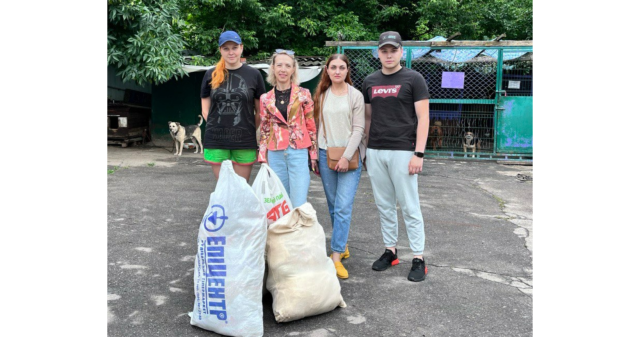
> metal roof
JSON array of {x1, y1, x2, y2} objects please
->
[{"x1": 246, "y1": 56, "x2": 326, "y2": 67}]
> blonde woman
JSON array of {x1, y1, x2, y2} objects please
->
[
  {"x1": 312, "y1": 54, "x2": 365, "y2": 279},
  {"x1": 258, "y1": 49, "x2": 317, "y2": 208},
  {"x1": 200, "y1": 31, "x2": 266, "y2": 182}
]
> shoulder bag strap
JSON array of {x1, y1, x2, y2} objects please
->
[
  {"x1": 320, "y1": 91, "x2": 329, "y2": 146},
  {"x1": 347, "y1": 85, "x2": 353, "y2": 121}
]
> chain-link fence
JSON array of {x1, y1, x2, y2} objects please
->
[
  {"x1": 412, "y1": 51, "x2": 498, "y2": 100},
  {"x1": 340, "y1": 44, "x2": 533, "y2": 160},
  {"x1": 428, "y1": 103, "x2": 494, "y2": 152},
  {"x1": 344, "y1": 48, "x2": 383, "y2": 91},
  {"x1": 502, "y1": 51, "x2": 533, "y2": 97}
]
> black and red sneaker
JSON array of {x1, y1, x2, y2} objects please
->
[
  {"x1": 408, "y1": 258, "x2": 427, "y2": 282},
  {"x1": 372, "y1": 249, "x2": 400, "y2": 271}
]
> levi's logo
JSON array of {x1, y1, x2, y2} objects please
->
[{"x1": 372, "y1": 85, "x2": 401, "y2": 98}]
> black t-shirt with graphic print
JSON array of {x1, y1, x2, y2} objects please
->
[
  {"x1": 362, "y1": 67, "x2": 430, "y2": 151},
  {"x1": 200, "y1": 64, "x2": 266, "y2": 149}
]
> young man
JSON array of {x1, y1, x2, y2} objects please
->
[{"x1": 362, "y1": 31, "x2": 430, "y2": 282}]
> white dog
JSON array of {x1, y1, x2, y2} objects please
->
[{"x1": 168, "y1": 115, "x2": 203, "y2": 156}]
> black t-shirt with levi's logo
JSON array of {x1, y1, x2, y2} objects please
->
[{"x1": 362, "y1": 67, "x2": 429, "y2": 151}]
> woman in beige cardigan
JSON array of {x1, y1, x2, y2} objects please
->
[{"x1": 312, "y1": 54, "x2": 366, "y2": 279}]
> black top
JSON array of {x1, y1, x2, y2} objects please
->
[
  {"x1": 274, "y1": 88, "x2": 291, "y2": 121},
  {"x1": 362, "y1": 67, "x2": 430, "y2": 151},
  {"x1": 200, "y1": 64, "x2": 266, "y2": 149}
]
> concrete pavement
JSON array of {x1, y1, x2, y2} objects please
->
[{"x1": 107, "y1": 143, "x2": 533, "y2": 337}]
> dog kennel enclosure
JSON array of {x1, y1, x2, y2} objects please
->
[
  {"x1": 328, "y1": 38, "x2": 533, "y2": 161},
  {"x1": 108, "y1": 101, "x2": 151, "y2": 147}
]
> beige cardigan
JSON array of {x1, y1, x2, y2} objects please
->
[{"x1": 317, "y1": 84, "x2": 366, "y2": 162}]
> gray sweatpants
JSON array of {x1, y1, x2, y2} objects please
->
[{"x1": 366, "y1": 149, "x2": 425, "y2": 255}]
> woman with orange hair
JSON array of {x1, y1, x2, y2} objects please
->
[{"x1": 200, "y1": 31, "x2": 266, "y2": 181}]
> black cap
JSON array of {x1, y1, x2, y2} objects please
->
[{"x1": 378, "y1": 31, "x2": 402, "y2": 48}]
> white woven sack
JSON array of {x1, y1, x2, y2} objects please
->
[
  {"x1": 252, "y1": 163, "x2": 293, "y2": 225},
  {"x1": 190, "y1": 160, "x2": 267, "y2": 337},
  {"x1": 266, "y1": 202, "x2": 347, "y2": 322}
]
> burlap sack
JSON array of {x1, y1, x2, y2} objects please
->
[{"x1": 265, "y1": 203, "x2": 347, "y2": 322}]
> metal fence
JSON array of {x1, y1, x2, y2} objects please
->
[{"x1": 333, "y1": 41, "x2": 533, "y2": 161}]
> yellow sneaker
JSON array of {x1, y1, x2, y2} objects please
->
[
  {"x1": 334, "y1": 261, "x2": 349, "y2": 279},
  {"x1": 340, "y1": 245, "x2": 350, "y2": 260}
]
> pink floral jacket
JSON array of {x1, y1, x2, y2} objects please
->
[{"x1": 258, "y1": 84, "x2": 318, "y2": 162}]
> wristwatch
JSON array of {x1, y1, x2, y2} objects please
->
[{"x1": 414, "y1": 151, "x2": 424, "y2": 158}]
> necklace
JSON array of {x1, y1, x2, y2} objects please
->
[{"x1": 276, "y1": 88, "x2": 291, "y2": 105}]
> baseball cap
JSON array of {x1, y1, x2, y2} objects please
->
[
  {"x1": 219, "y1": 31, "x2": 242, "y2": 46},
  {"x1": 378, "y1": 31, "x2": 402, "y2": 48}
]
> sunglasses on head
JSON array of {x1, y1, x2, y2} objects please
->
[{"x1": 275, "y1": 49, "x2": 295, "y2": 55}]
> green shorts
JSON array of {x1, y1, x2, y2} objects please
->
[{"x1": 203, "y1": 148, "x2": 257, "y2": 165}]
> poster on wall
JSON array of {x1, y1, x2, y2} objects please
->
[{"x1": 441, "y1": 72, "x2": 465, "y2": 89}]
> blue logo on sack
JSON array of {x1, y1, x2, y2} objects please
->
[
  {"x1": 205, "y1": 205, "x2": 228, "y2": 232},
  {"x1": 206, "y1": 236, "x2": 227, "y2": 321}
]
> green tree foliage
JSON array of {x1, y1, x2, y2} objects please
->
[
  {"x1": 179, "y1": 0, "x2": 267, "y2": 57},
  {"x1": 108, "y1": 0, "x2": 532, "y2": 85},
  {"x1": 180, "y1": 0, "x2": 381, "y2": 58},
  {"x1": 108, "y1": 0, "x2": 187, "y2": 86},
  {"x1": 413, "y1": 0, "x2": 533, "y2": 40}
]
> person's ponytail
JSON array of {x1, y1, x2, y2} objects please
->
[{"x1": 210, "y1": 58, "x2": 227, "y2": 89}]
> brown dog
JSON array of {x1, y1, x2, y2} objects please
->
[
  {"x1": 462, "y1": 131, "x2": 481, "y2": 157},
  {"x1": 428, "y1": 120, "x2": 443, "y2": 150}
]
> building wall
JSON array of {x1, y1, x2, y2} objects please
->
[
  {"x1": 151, "y1": 71, "x2": 204, "y2": 143},
  {"x1": 108, "y1": 65, "x2": 152, "y2": 102}
]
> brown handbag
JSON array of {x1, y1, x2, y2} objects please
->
[
  {"x1": 326, "y1": 147, "x2": 359, "y2": 170},
  {"x1": 319, "y1": 89, "x2": 359, "y2": 171}
]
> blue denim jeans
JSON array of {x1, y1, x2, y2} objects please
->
[
  {"x1": 318, "y1": 148, "x2": 362, "y2": 253},
  {"x1": 267, "y1": 146, "x2": 311, "y2": 209}
]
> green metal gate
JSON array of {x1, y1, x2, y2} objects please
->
[{"x1": 330, "y1": 40, "x2": 533, "y2": 161}]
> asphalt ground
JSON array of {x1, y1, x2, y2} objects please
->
[{"x1": 107, "y1": 144, "x2": 533, "y2": 337}]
